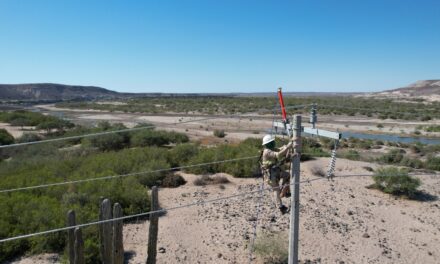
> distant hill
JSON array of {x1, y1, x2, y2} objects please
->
[
  {"x1": 363, "y1": 80, "x2": 440, "y2": 102},
  {"x1": 0, "y1": 83, "x2": 362, "y2": 102},
  {"x1": 0, "y1": 83, "x2": 123, "y2": 101},
  {"x1": 388, "y1": 80, "x2": 440, "y2": 96}
]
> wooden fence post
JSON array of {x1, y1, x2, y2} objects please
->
[
  {"x1": 146, "y1": 186, "x2": 159, "y2": 264},
  {"x1": 74, "y1": 228, "x2": 85, "y2": 264},
  {"x1": 113, "y1": 203, "x2": 124, "y2": 264},
  {"x1": 100, "y1": 198, "x2": 113, "y2": 264},
  {"x1": 67, "y1": 210, "x2": 76, "y2": 264}
]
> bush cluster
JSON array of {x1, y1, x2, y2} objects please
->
[
  {"x1": 424, "y1": 125, "x2": 440, "y2": 132},
  {"x1": 213, "y1": 129, "x2": 226, "y2": 138},
  {"x1": 0, "y1": 110, "x2": 73, "y2": 131},
  {"x1": 253, "y1": 232, "x2": 288, "y2": 264},
  {"x1": 0, "y1": 129, "x2": 14, "y2": 146},
  {"x1": 377, "y1": 149, "x2": 437, "y2": 170},
  {"x1": 371, "y1": 167, "x2": 421, "y2": 197},
  {"x1": 81, "y1": 122, "x2": 189, "y2": 152},
  {"x1": 161, "y1": 174, "x2": 186, "y2": 188}
]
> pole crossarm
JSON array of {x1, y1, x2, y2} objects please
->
[{"x1": 273, "y1": 122, "x2": 341, "y2": 140}]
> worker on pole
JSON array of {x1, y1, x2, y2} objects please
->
[{"x1": 260, "y1": 134, "x2": 297, "y2": 214}]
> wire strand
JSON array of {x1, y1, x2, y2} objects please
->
[
  {"x1": 0, "y1": 156, "x2": 259, "y2": 193},
  {"x1": 0, "y1": 177, "x2": 324, "y2": 243},
  {"x1": 0, "y1": 104, "x2": 310, "y2": 150},
  {"x1": 1, "y1": 172, "x2": 438, "y2": 243}
]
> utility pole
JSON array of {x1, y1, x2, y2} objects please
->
[
  {"x1": 310, "y1": 103, "x2": 317, "y2": 129},
  {"x1": 289, "y1": 114, "x2": 301, "y2": 264}
]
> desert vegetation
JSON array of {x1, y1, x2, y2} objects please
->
[
  {"x1": 0, "y1": 110, "x2": 74, "y2": 132},
  {"x1": 370, "y1": 167, "x2": 421, "y2": 198},
  {"x1": 0, "y1": 101, "x2": 439, "y2": 263},
  {"x1": 56, "y1": 96, "x2": 440, "y2": 121}
]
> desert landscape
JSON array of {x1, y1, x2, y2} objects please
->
[
  {"x1": 8, "y1": 158, "x2": 439, "y2": 264},
  {"x1": 2, "y1": 2, "x2": 440, "y2": 263}
]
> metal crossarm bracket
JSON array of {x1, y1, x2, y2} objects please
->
[{"x1": 273, "y1": 122, "x2": 341, "y2": 140}]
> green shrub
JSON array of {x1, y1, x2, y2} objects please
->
[
  {"x1": 161, "y1": 174, "x2": 186, "y2": 188},
  {"x1": 377, "y1": 149, "x2": 404, "y2": 164},
  {"x1": 185, "y1": 138, "x2": 260, "y2": 177},
  {"x1": 425, "y1": 125, "x2": 440, "y2": 132},
  {"x1": 400, "y1": 157, "x2": 424, "y2": 169},
  {"x1": 425, "y1": 156, "x2": 440, "y2": 171},
  {"x1": 372, "y1": 167, "x2": 421, "y2": 197},
  {"x1": 253, "y1": 232, "x2": 288, "y2": 264},
  {"x1": 131, "y1": 130, "x2": 189, "y2": 148},
  {"x1": 0, "y1": 145, "x2": 172, "y2": 262},
  {"x1": 131, "y1": 130, "x2": 170, "y2": 147},
  {"x1": 0, "y1": 129, "x2": 14, "y2": 145},
  {"x1": 342, "y1": 149, "x2": 360, "y2": 160},
  {"x1": 421, "y1": 115, "x2": 431, "y2": 121},
  {"x1": 167, "y1": 143, "x2": 199, "y2": 167},
  {"x1": 17, "y1": 133, "x2": 42, "y2": 143},
  {"x1": 213, "y1": 129, "x2": 226, "y2": 138},
  {"x1": 88, "y1": 133, "x2": 129, "y2": 151}
]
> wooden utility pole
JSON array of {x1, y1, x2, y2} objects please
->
[
  {"x1": 67, "y1": 210, "x2": 76, "y2": 264},
  {"x1": 147, "y1": 186, "x2": 159, "y2": 264},
  {"x1": 74, "y1": 228, "x2": 85, "y2": 264},
  {"x1": 289, "y1": 115, "x2": 301, "y2": 264},
  {"x1": 100, "y1": 199, "x2": 113, "y2": 264},
  {"x1": 113, "y1": 203, "x2": 124, "y2": 264}
]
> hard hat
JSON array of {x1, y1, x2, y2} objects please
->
[{"x1": 262, "y1": 135, "x2": 275, "y2": 146}]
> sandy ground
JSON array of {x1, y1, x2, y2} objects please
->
[
  {"x1": 37, "y1": 104, "x2": 440, "y2": 138},
  {"x1": 0, "y1": 103, "x2": 425, "y2": 143},
  {"x1": 8, "y1": 158, "x2": 440, "y2": 264},
  {"x1": 121, "y1": 158, "x2": 440, "y2": 264},
  {"x1": 0, "y1": 123, "x2": 36, "y2": 138}
]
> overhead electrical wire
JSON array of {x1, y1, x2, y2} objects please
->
[
  {"x1": 1, "y1": 172, "x2": 438, "y2": 243},
  {"x1": 0, "y1": 104, "x2": 309, "y2": 150},
  {"x1": 0, "y1": 177, "x2": 325, "y2": 243},
  {"x1": 0, "y1": 156, "x2": 259, "y2": 193}
]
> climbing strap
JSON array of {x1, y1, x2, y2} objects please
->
[{"x1": 326, "y1": 140, "x2": 339, "y2": 180}]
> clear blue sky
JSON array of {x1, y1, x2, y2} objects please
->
[{"x1": 0, "y1": 0, "x2": 439, "y2": 93}]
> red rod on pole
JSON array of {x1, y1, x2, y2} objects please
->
[{"x1": 278, "y1": 87, "x2": 287, "y2": 122}]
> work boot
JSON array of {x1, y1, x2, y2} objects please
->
[{"x1": 279, "y1": 205, "x2": 288, "y2": 214}]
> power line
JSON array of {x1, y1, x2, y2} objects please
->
[
  {"x1": 0, "y1": 104, "x2": 310, "y2": 150},
  {"x1": 0, "y1": 149, "x2": 434, "y2": 194},
  {"x1": 0, "y1": 116, "x2": 219, "y2": 149},
  {"x1": 0, "y1": 177, "x2": 325, "y2": 243},
  {"x1": 0, "y1": 156, "x2": 259, "y2": 194},
  {"x1": 1, "y1": 172, "x2": 438, "y2": 243}
]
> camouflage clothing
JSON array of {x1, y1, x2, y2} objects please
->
[{"x1": 261, "y1": 142, "x2": 293, "y2": 207}]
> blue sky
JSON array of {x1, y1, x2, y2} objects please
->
[{"x1": 0, "y1": 0, "x2": 439, "y2": 93}]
